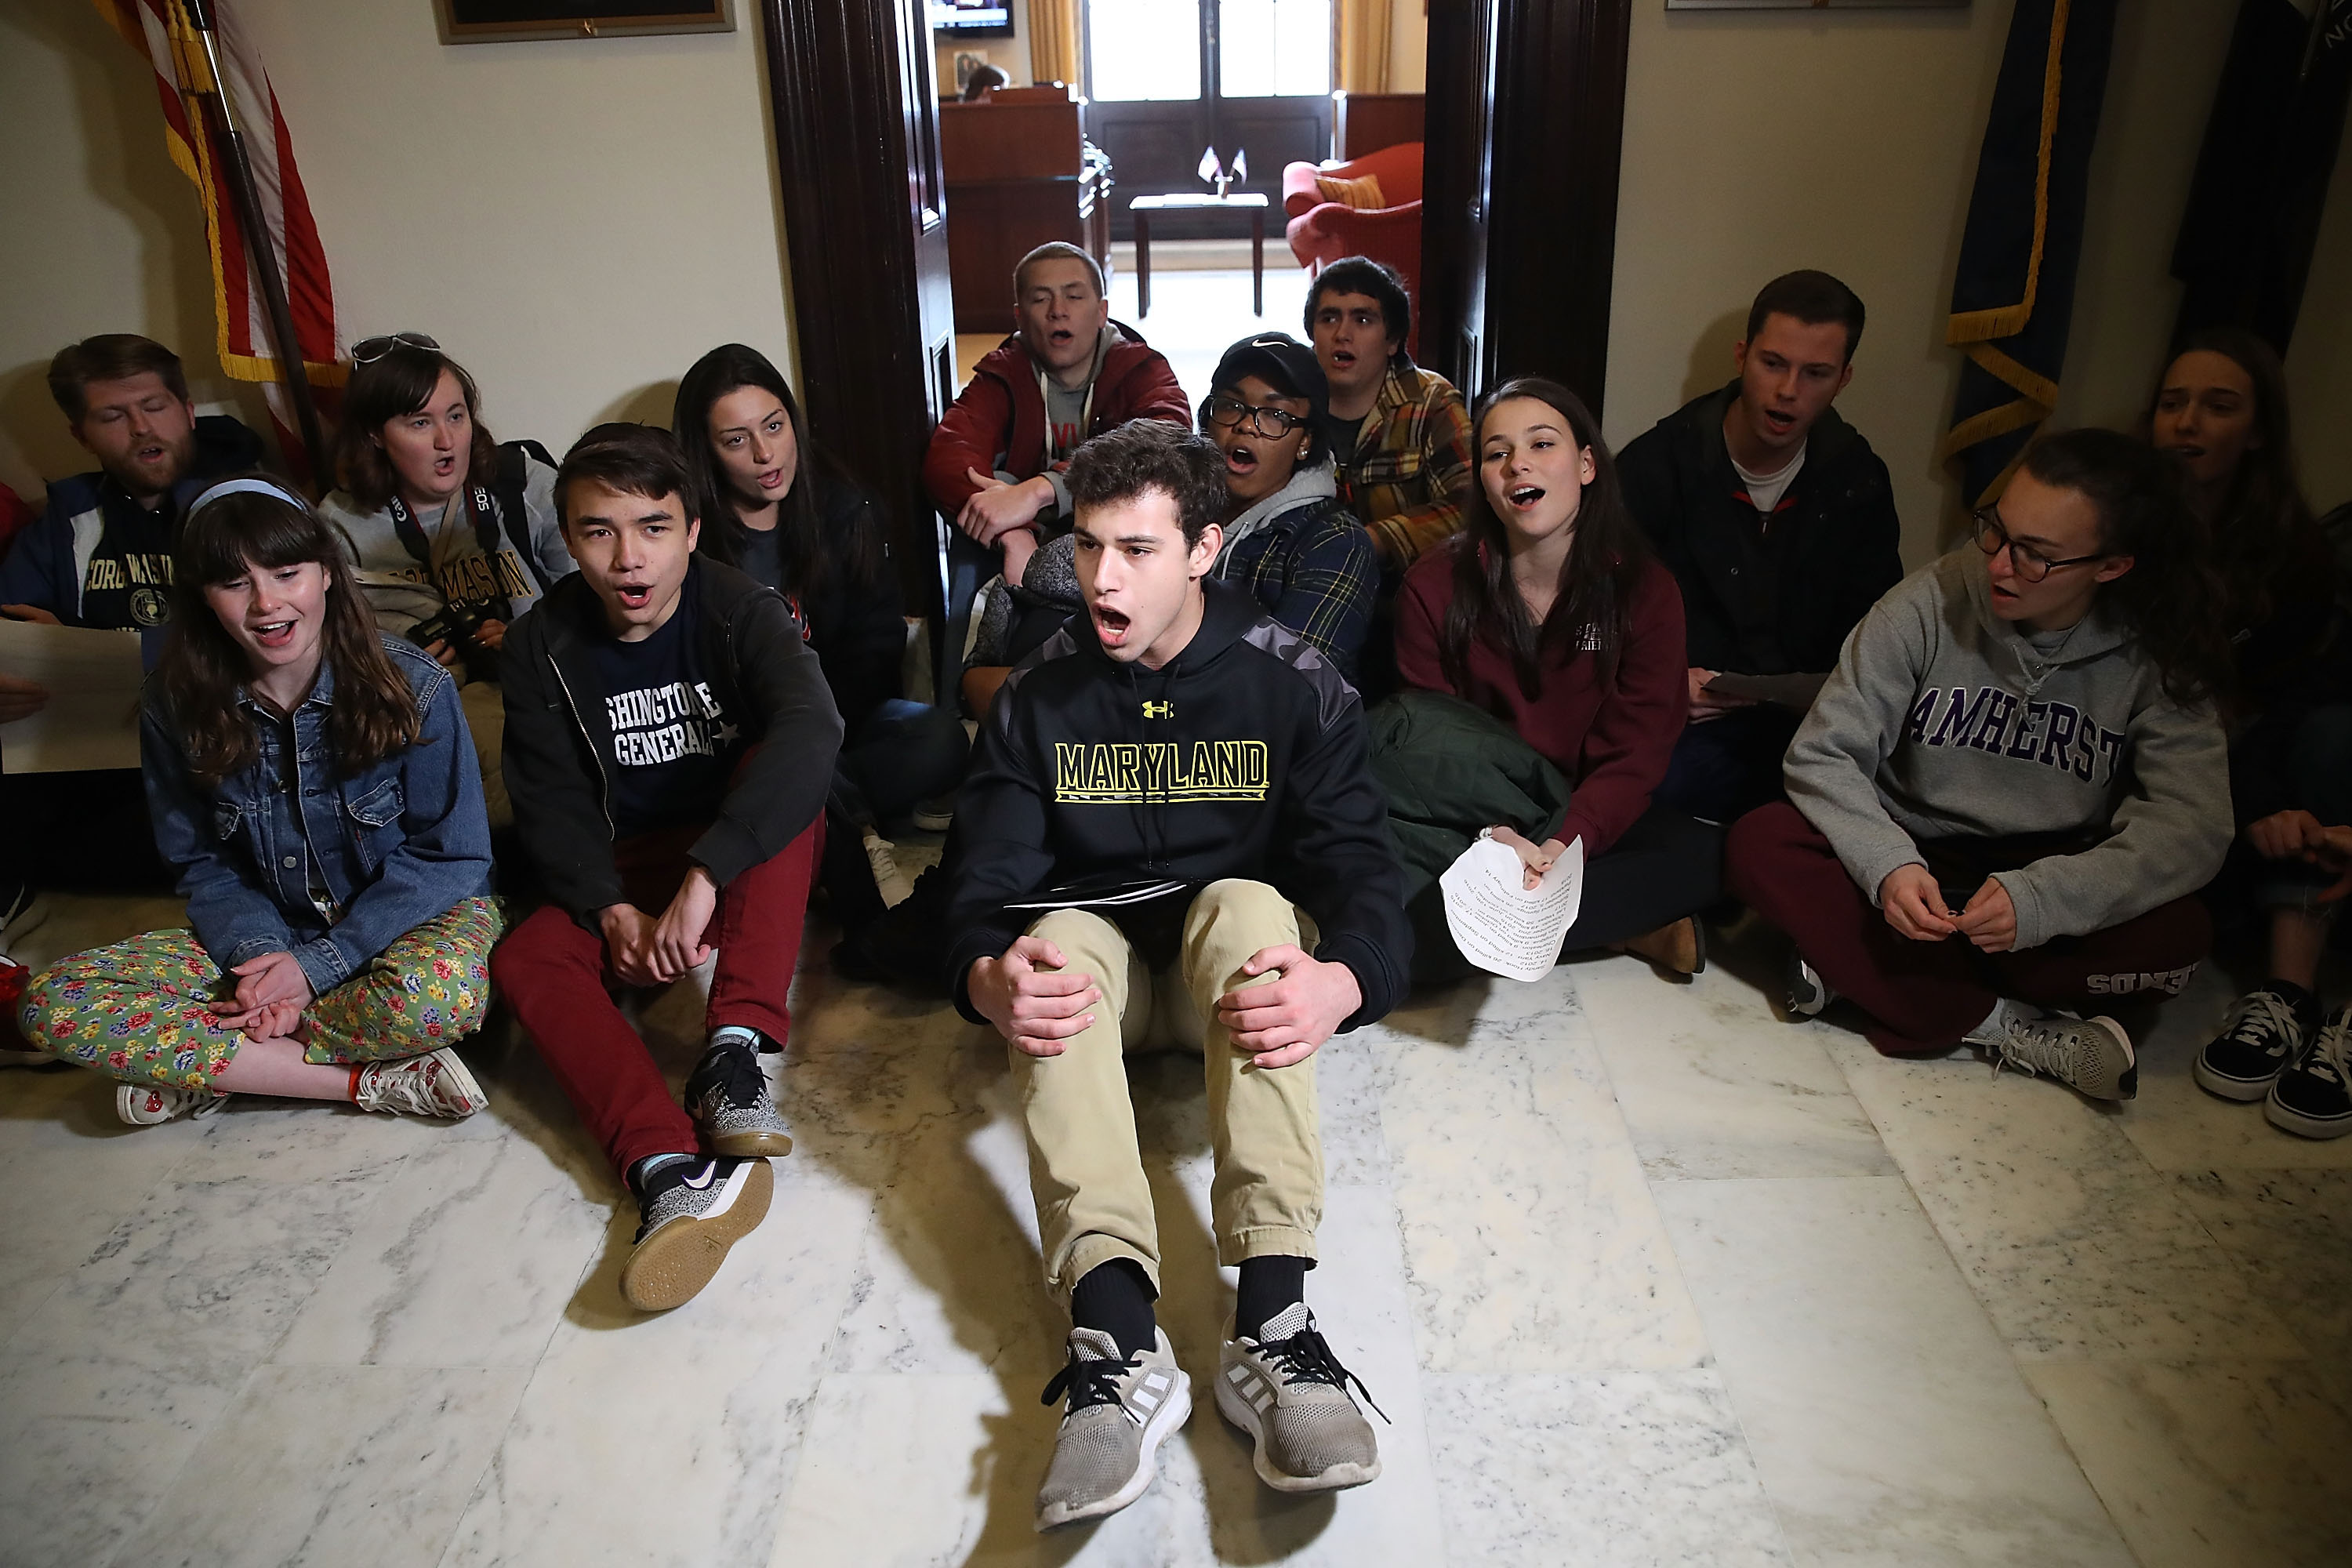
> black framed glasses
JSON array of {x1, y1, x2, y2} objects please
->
[
  {"x1": 350, "y1": 332, "x2": 440, "y2": 365},
  {"x1": 1200, "y1": 393, "x2": 1306, "y2": 439},
  {"x1": 1970, "y1": 506, "x2": 2104, "y2": 583}
]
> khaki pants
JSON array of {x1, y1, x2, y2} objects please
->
[
  {"x1": 459, "y1": 679, "x2": 512, "y2": 830},
  {"x1": 1014, "y1": 879, "x2": 1322, "y2": 1304}
]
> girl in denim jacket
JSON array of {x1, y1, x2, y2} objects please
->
[{"x1": 19, "y1": 479, "x2": 506, "y2": 1126}]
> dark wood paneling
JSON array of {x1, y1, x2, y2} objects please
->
[
  {"x1": 1420, "y1": 0, "x2": 1631, "y2": 418},
  {"x1": 760, "y1": 0, "x2": 953, "y2": 615},
  {"x1": 1334, "y1": 91, "x2": 1424, "y2": 159}
]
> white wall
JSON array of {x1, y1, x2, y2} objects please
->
[
  {"x1": 1601, "y1": 0, "x2": 2313, "y2": 567},
  {"x1": 0, "y1": 2, "x2": 794, "y2": 501}
]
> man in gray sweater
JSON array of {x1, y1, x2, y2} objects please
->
[{"x1": 1726, "y1": 430, "x2": 2234, "y2": 1101}]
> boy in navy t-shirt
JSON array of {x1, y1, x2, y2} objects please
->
[{"x1": 494, "y1": 423, "x2": 842, "y2": 1312}]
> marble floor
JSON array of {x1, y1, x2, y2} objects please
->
[{"x1": 3, "y1": 878, "x2": 2349, "y2": 1568}]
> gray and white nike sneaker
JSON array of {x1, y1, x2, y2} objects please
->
[
  {"x1": 686, "y1": 1035, "x2": 793, "y2": 1158},
  {"x1": 1976, "y1": 1003, "x2": 2136, "y2": 1102},
  {"x1": 619, "y1": 1154, "x2": 774, "y2": 1312},
  {"x1": 1216, "y1": 1303, "x2": 1384, "y2": 1493},
  {"x1": 1035, "y1": 1326, "x2": 1191, "y2": 1531}
]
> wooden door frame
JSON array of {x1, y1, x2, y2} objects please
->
[{"x1": 1421, "y1": 0, "x2": 1634, "y2": 418}]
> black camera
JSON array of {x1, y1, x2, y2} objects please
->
[{"x1": 408, "y1": 596, "x2": 504, "y2": 683}]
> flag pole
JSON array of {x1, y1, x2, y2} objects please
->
[{"x1": 180, "y1": 0, "x2": 328, "y2": 492}]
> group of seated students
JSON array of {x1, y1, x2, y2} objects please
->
[{"x1": 2, "y1": 241, "x2": 2347, "y2": 1530}]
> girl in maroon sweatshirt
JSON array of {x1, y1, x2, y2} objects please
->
[{"x1": 1394, "y1": 376, "x2": 1719, "y2": 973}]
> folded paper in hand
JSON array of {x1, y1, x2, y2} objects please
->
[
  {"x1": 0, "y1": 619, "x2": 143, "y2": 775},
  {"x1": 1439, "y1": 834, "x2": 1584, "y2": 983}
]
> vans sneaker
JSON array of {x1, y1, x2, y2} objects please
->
[
  {"x1": 619, "y1": 1155, "x2": 775, "y2": 1311},
  {"x1": 117, "y1": 1083, "x2": 229, "y2": 1126},
  {"x1": 2194, "y1": 989, "x2": 2306, "y2": 1102},
  {"x1": 1035, "y1": 1326, "x2": 1190, "y2": 1530},
  {"x1": 1976, "y1": 1003, "x2": 2136, "y2": 1102},
  {"x1": 1215, "y1": 1303, "x2": 1383, "y2": 1493},
  {"x1": 2267, "y1": 1005, "x2": 2352, "y2": 1140},
  {"x1": 353, "y1": 1047, "x2": 488, "y2": 1118},
  {"x1": 686, "y1": 1033, "x2": 793, "y2": 1157}
]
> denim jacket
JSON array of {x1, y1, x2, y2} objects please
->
[{"x1": 141, "y1": 635, "x2": 494, "y2": 996}]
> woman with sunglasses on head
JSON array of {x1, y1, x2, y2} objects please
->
[
  {"x1": 673, "y1": 343, "x2": 967, "y2": 920},
  {"x1": 1726, "y1": 428, "x2": 2234, "y2": 1102},
  {"x1": 318, "y1": 333, "x2": 575, "y2": 829},
  {"x1": 2148, "y1": 332, "x2": 2352, "y2": 1136},
  {"x1": 1392, "y1": 378, "x2": 1718, "y2": 982},
  {"x1": 17, "y1": 479, "x2": 503, "y2": 1125}
]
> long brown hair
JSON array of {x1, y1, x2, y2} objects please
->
[
  {"x1": 1440, "y1": 377, "x2": 1653, "y2": 701},
  {"x1": 162, "y1": 480, "x2": 421, "y2": 786},
  {"x1": 333, "y1": 342, "x2": 499, "y2": 512},
  {"x1": 2140, "y1": 328, "x2": 2318, "y2": 630}
]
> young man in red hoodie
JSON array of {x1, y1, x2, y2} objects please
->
[{"x1": 924, "y1": 242, "x2": 1190, "y2": 557}]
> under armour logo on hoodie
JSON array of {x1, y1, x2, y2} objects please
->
[{"x1": 1142, "y1": 700, "x2": 1174, "y2": 719}]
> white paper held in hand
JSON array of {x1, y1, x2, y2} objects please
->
[
  {"x1": 1439, "y1": 834, "x2": 1584, "y2": 983},
  {"x1": 0, "y1": 619, "x2": 144, "y2": 775}
]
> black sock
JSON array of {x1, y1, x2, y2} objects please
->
[
  {"x1": 2264, "y1": 978, "x2": 2321, "y2": 1026},
  {"x1": 1070, "y1": 1258, "x2": 1156, "y2": 1359},
  {"x1": 1235, "y1": 1255, "x2": 1308, "y2": 1341}
]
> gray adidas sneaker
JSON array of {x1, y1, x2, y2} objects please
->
[
  {"x1": 619, "y1": 1155, "x2": 774, "y2": 1312},
  {"x1": 1215, "y1": 1303, "x2": 1383, "y2": 1493},
  {"x1": 1976, "y1": 1003, "x2": 2136, "y2": 1102},
  {"x1": 1035, "y1": 1326, "x2": 1191, "y2": 1531},
  {"x1": 686, "y1": 1036, "x2": 793, "y2": 1158}
]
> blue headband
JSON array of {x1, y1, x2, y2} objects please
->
[{"x1": 187, "y1": 477, "x2": 308, "y2": 518}]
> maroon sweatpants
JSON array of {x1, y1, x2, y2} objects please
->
[
  {"x1": 1726, "y1": 802, "x2": 2210, "y2": 1055},
  {"x1": 491, "y1": 817, "x2": 822, "y2": 1176}
]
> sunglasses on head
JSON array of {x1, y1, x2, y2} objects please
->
[{"x1": 350, "y1": 332, "x2": 441, "y2": 365}]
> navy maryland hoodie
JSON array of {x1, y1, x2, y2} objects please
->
[{"x1": 945, "y1": 578, "x2": 1412, "y2": 1031}]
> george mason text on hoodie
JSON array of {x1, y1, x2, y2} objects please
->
[
  {"x1": 944, "y1": 579, "x2": 1413, "y2": 1031},
  {"x1": 1784, "y1": 548, "x2": 2231, "y2": 952}
]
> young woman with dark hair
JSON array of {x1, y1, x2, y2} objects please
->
[
  {"x1": 1391, "y1": 377, "x2": 1719, "y2": 978},
  {"x1": 17, "y1": 479, "x2": 502, "y2": 1126},
  {"x1": 1728, "y1": 426, "x2": 2234, "y2": 1103},
  {"x1": 2153, "y1": 332, "x2": 2352, "y2": 1137},
  {"x1": 318, "y1": 334, "x2": 574, "y2": 828},
  {"x1": 673, "y1": 344, "x2": 967, "y2": 920}
]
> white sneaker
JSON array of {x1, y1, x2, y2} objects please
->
[
  {"x1": 1035, "y1": 1327, "x2": 1192, "y2": 1530},
  {"x1": 117, "y1": 1082, "x2": 229, "y2": 1126},
  {"x1": 352, "y1": 1047, "x2": 488, "y2": 1118},
  {"x1": 1216, "y1": 1303, "x2": 1383, "y2": 1493},
  {"x1": 864, "y1": 833, "x2": 914, "y2": 908},
  {"x1": 1972, "y1": 1000, "x2": 2137, "y2": 1102}
]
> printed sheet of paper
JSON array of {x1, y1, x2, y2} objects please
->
[
  {"x1": 1439, "y1": 833, "x2": 1585, "y2": 982},
  {"x1": 0, "y1": 619, "x2": 144, "y2": 775}
]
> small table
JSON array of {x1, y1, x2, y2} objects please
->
[{"x1": 1130, "y1": 192, "x2": 1269, "y2": 318}]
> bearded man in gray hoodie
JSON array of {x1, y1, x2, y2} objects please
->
[{"x1": 1726, "y1": 429, "x2": 2234, "y2": 1102}]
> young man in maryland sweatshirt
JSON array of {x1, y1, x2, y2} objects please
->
[
  {"x1": 946, "y1": 420, "x2": 1410, "y2": 1529},
  {"x1": 493, "y1": 423, "x2": 842, "y2": 1312},
  {"x1": 1726, "y1": 429, "x2": 2234, "y2": 1102}
]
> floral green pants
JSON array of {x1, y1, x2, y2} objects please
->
[{"x1": 19, "y1": 897, "x2": 504, "y2": 1092}]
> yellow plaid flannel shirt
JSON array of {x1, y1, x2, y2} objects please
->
[{"x1": 1334, "y1": 361, "x2": 1475, "y2": 568}]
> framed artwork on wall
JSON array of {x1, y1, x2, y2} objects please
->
[{"x1": 434, "y1": 2, "x2": 735, "y2": 44}]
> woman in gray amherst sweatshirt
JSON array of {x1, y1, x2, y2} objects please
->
[{"x1": 1726, "y1": 429, "x2": 2234, "y2": 1102}]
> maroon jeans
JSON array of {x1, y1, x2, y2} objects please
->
[
  {"x1": 1726, "y1": 802, "x2": 2210, "y2": 1055},
  {"x1": 492, "y1": 818, "x2": 822, "y2": 1175}
]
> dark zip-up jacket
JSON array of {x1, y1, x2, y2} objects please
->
[
  {"x1": 945, "y1": 579, "x2": 1412, "y2": 1032},
  {"x1": 499, "y1": 558, "x2": 843, "y2": 924},
  {"x1": 1617, "y1": 380, "x2": 1901, "y2": 679}
]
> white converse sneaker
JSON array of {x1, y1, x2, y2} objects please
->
[
  {"x1": 352, "y1": 1047, "x2": 488, "y2": 1118},
  {"x1": 116, "y1": 1082, "x2": 229, "y2": 1126},
  {"x1": 1973, "y1": 1001, "x2": 2136, "y2": 1102},
  {"x1": 1216, "y1": 1303, "x2": 1383, "y2": 1493},
  {"x1": 863, "y1": 832, "x2": 914, "y2": 908},
  {"x1": 1034, "y1": 1327, "x2": 1191, "y2": 1530}
]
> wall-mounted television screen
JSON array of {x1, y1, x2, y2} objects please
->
[{"x1": 931, "y1": 2, "x2": 1013, "y2": 39}]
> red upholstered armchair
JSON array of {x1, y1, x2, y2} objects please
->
[{"x1": 1282, "y1": 142, "x2": 1424, "y2": 351}]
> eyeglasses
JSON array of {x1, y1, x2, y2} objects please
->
[
  {"x1": 1970, "y1": 506, "x2": 2105, "y2": 583},
  {"x1": 350, "y1": 332, "x2": 440, "y2": 365},
  {"x1": 1200, "y1": 393, "x2": 1306, "y2": 439}
]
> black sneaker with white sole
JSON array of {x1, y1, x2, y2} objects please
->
[
  {"x1": 1783, "y1": 947, "x2": 1832, "y2": 1022},
  {"x1": 619, "y1": 1155, "x2": 775, "y2": 1311},
  {"x1": 2194, "y1": 989, "x2": 2307, "y2": 1102},
  {"x1": 2267, "y1": 1005, "x2": 2352, "y2": 1141}
]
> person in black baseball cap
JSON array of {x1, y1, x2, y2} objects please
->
[{"x1": 1199, "y1": 332, "x2": 1377, "y2": 681}]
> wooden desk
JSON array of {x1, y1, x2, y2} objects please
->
[
  {"x1": 941, "y1": 96, "x2": 1113, "y2": 335},
  {"x1": 1129, "y1": 193, "x2": 1269, "y2": 318}
]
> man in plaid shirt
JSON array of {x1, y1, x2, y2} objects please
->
[{"x1": 1306, "y1": 258, "x2": 1474, "y2": 575}]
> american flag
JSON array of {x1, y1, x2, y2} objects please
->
[{"x1": 91, "y1": 0, "x2": 342, "y2": 479}]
